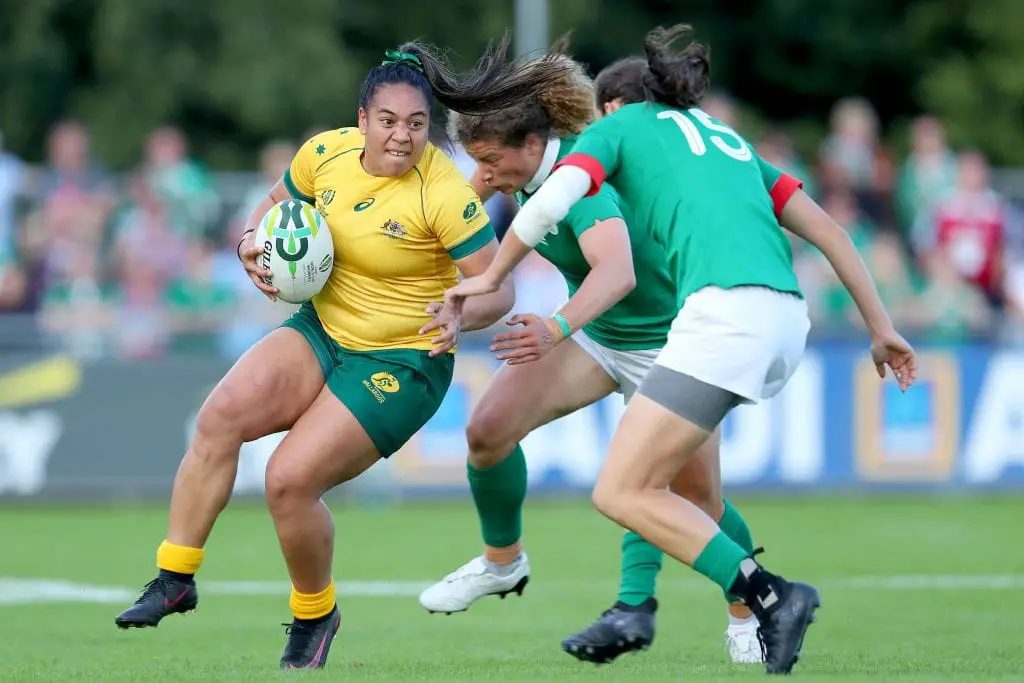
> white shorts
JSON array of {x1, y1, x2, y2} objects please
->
[
  {"x1": 571, "y1": 329, "x2": 659, "y2": 403},
  {"x1": 653, "y1": 286, "x2": 810, "y2": 403}
]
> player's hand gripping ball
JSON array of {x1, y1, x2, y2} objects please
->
[{"x1": 256, "y1": 199, "x2": 334, "y2": 304}]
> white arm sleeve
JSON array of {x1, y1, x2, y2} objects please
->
[{"x1": 510, "y1": 165, "x2": 593, "y2": 248}]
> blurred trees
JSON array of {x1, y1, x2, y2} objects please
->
[
  {"x1": 0, "y1": 0, "x2": 1021, "y2": 167},
  {"x1": 908, "y1": 0, "x2": 1024, "y2": 164}
]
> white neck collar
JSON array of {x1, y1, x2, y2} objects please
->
[{"x1": 523, "y1": 137, "x2": 561, "y2": 195}]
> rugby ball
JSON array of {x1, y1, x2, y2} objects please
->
[{"x1": 257, "y1": 199, "x2": 334, "y2": 304}]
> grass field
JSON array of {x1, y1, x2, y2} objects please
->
[{"x1": 1, "y1": 496, "x2": 1022, "y2": 682}]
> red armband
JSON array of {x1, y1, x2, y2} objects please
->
[
  {"x1": 553, "y1": 153, "x2": 607, "y2": 197},
  {"x1": 769, "y1": 174, "x2": 803, "y2": 219}
]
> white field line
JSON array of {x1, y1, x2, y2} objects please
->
[
  {"x1": 2, "y1": 574, "x2": 1023, "y2": 606},
  {"x1": 831, "y1": 574, "x2": 1024, "y2": 590},
  {"x1": 0, "y1": 578, "x2": 430, "y2": 605}
]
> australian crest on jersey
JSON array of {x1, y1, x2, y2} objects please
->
[{"x1": 316, "y1": 188, "x2": 336, "y2": 216}]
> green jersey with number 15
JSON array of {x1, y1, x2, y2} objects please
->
[
  {"x1": 514, "y1": 135, "x2": 677, "y2": 350},
  {"x1": 558, "y1": 102, "x2": 804, "y2": 307}
]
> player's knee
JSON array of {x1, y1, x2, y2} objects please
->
[
  {"x1": 193, "y1": 382, "x2": 247, "y2": 456},
  {"x1": 591, "y1": 480, "x2": 628, "y2": 526},
  {"x1": 465, "y1": 405, "x2": 515, "y2": 468},
  {"x1": 264, "y1": 461, "x2": 314, "y2": 510}
]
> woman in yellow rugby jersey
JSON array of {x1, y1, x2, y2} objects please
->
[{"x1": 114, "y1": 38, "x2": 575, "y2": 670}]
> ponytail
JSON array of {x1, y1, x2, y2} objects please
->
[
  {"x1": 448, "y1": 33, "x2": 594, "y2": 149},
  {"x1": 402, "y1": 32, "x2": 580, "y2": 116},
  {"x1": 641, "y1": 24, "x2": 711, "y2": 109},
  {"x1": 532, "y1": 33, "x2": 596, "y2": 136}
]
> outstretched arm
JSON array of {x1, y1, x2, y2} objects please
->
[
  {"x1": 779, "y1": 190, "x2": 894, "y2": 337},
  {"x1": 451, "y1": 165, "x2": 593, "y2": 297},
  {"x1": 420, "y1": 239, "x2": 515, "y2": 357},
  {"x1": 452, "y1": 240, "x2": 516, "y2": 330},
  {"x1": 484, "y1": 216, "x2": 637, "y2": 365},
  {"x1": 780, "y1": 190, "x2": 917, "y2": 390}
]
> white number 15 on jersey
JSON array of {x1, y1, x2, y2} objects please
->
[{"x1": 657, "y1": 108, "x2": 753, "y2": 162}]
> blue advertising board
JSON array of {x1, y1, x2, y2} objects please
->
[
  {"x1": 1, "y1": 342, "x2": 1022, "y2": 499},
  {"x1": 375, "y1": 341, "x2": 1024, "y2": 494}
]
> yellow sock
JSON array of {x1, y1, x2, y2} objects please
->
[
  {"x1": 289, "y1": 579, "x2": 336, "y2": 621},
  {"x1": 157, "y1": 540, "x2": 205, "y2": 575}
]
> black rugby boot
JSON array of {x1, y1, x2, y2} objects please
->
[
  {"x1": 561, "y1": 598, "x2": 657, "y2": 664},
  {"x1": 115, "y1": 571, "x2": 198, "y2": 629}
]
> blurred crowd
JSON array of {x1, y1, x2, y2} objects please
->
[
  {"x1": 520, "y1": 95, "x2": 1024, "y2": 346},
  {"x1": 1, "y1": 94, "x2": 1023, "y2": 361}
]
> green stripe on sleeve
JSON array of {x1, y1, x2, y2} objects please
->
[
  {"x1": 283, "y1": 170, "x2": 315, "y2": 205},
  {"x1": 447, "y1": 222, "x2": 496, "y2": 260}
]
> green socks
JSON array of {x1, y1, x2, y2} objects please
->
[
  {"x1": 616, "y1": 498, "x2": 756, "y2": 605},
  {"x1": 466, "y1": 449, "x2": 757, "y2": 602},
  {"x1": 468, "y1": 444, "x2": 527, "y2": 548},
  {"x1": 717, "y1": 499, "x2": 755, "y2": 601},
  {"x1": 718, "y1": 499, "x2": 754, "y2": 554},
  {"x1": 617, "y1": 531, "x2": 664, "y2": 606},
  {"x1": 693, "y1": 531, "x2": 750, "y2": 595}
]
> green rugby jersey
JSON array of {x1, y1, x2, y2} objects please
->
[
  {"x1": 515, "y1": 136, "x2": 676, "y2": 350},
  {"x1": 558, "y1": 103, "x2": 804, "y2": 307}
]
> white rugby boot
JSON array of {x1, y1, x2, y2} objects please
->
[
  {"x1": 418, "y1": 553, "x2": 530, "y2": 614},
  {"x1": 725, "y1": 614, "x2": 766, "y2": 664}
]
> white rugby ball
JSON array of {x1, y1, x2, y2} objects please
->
[{"x1": 257, "y1": 199, "x2": 334, "y2": 304}]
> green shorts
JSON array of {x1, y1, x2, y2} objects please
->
[{"x1": 282, "y1": 302, "x2": 455, "y2": 457}]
